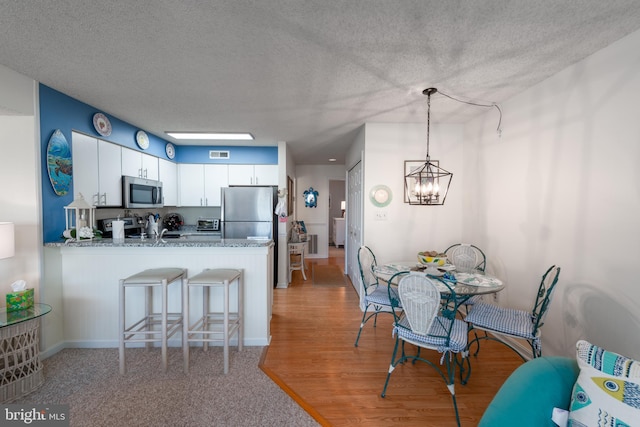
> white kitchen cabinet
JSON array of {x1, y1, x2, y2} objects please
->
[
  {"x1": 98, "y1": 141, "x2": 123, "y2": 206},
  {"x1": 333, "y1": 217, "x2": 345, "y2": 247},
  {"x1": 178, "y1": 164, "x2": 228, "y2": 206},
  {"x1": 71, "y1": 132, "x2": 122, "y2": 207},
  {"x1": 178, "y1": 164, "x2": 204, "y2": 206},
  {"x1": 228, "y1": 164, "x2": 278, "y2": 186},
  {"x1": 121, "y1": 147, "x2": 159, "y2": 180},
  {"x1": 72, "y1": 132, "x2": 98, "y2": 202},
  {"x1": 158, "y1": 158, "x2": 178, "y2": 206},
  {"x1": 204, "y1": 164, "x2": 228, "y2": 206}
]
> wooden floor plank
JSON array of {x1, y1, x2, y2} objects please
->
[{"x1": 261, "y1": 250, "x2": 523, "y2": 426}]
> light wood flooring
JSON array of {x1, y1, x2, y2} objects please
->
[{"x1": 260, "y1": 247, "x2": 526, "y2": 426}]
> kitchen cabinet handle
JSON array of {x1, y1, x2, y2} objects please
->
[
  {"x1": 101, "y1": 193, "x2": 107, "y2": 205},
  {"x1": 92, "y1": 193, "x2": 99, "y2": 205},
  {"x1": 200, "y1": 198, "x2": 203, "y2": 206},
  {"x1": 205, "y1": 198, "x2": 208, "y2": 206},
  {"x1": 143, "y1": 169, "x2": 148, "y2": 178}
]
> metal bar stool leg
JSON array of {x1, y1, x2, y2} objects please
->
[
  {"x1": 223, "y1": 278, "x2": 230, "y2": 374},
  {"x1": 182, "y1": 273, "x2": 189, "y2": 373},
  {"x1": 238, "y1": 270, "x2": 244, "y2": 352},
  {"x1": 161, "y1": 277, "x2": 168, "y2": 372},
  {"x1": 203, "y1": 286, "x2": 210, "y2": 352},
  {"x1": 119, "y1": 278, "x2": 126, "y2": 375}
]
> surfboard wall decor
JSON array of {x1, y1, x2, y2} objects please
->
[{"x1": 46, "y1": 129, "x2": 72, "y2": 196}]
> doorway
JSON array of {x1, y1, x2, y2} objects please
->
[{"x1": 328, "y1": 179, "x2": 345, "y2": 247}]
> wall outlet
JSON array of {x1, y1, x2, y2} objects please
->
[{"x1": 374, "y1": 210, "x2": 388, "y2": 221}]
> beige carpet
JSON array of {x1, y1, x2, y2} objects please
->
[
  {"x1": 312, "y1": 264, "x2": 347, "y2": 287},
  {"x1": 12, "y1": 347, "x2": 319, "y2": 427}
]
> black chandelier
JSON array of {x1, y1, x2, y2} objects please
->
[{"x1": 404, "y1": 88, "x2": 453, "y2": 206}]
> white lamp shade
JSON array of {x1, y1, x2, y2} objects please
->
[
  {"x1": 340, "y1": 201, "x2": 346, "y2": 210},
  {"x1": 0, "y1": 222, "x2": 15, "y2": 259}
]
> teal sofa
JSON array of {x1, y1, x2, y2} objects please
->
[{"x1": 479, "y1": 356, "x2": 579, "y2": 427}]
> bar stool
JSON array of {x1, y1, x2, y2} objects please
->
[
  {"x1": 288, "y1": 242, "x2": 307, "y2": 282},
  {"x1": 119, "y1": 268, "x2": 186, "y2": 374},
  {"x1": 183, "y1": 268, "x2": 243, "y2": 374}
]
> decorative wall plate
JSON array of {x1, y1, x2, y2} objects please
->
[
  {"x1": 369, "y1": 185, "x2": 392, "y2": 207},
  {"x1": 92, "y1": 113, "x2": 112, "y2": 137},
  {"x1": 135, "y1": 130, "x2": 149, "y2": 150},
  {"x1": 303, "y1": 187, "x2": 318, "y2": 208},
  {"x1": 165, "y1": 142, "x2": 175, "y2": 159},
  {"x1": 46, "y1": 129, "x2": 72, "y2": 196}
]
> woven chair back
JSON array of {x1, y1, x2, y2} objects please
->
[
  {"x1": 398, "y1": 274, "x2": 441, "y2": 335},
  {"x1": 444, "y1": 243, "x2": 486, "y2": 273},
  {"x1": 357, "y1": 246, "x2": 378, "y2": 292}
]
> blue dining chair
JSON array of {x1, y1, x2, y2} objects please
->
[
  {"x1": 444, "y1": 243, "x2": 487, "y2": 311},
  {"x1": 444, "y1": 243, "x2": 487, "y2": 273},
  {"x1": 354, "y1": 246, "x2": 401, "y2": 347},
  {"x1": 465, "y1": 265, "x2": 561, "y2": 360},
  {"x1": 381, "y1": 272, "x2": 470, "y2": 427}
]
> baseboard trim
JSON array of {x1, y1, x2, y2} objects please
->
[{"x1": 40, "y1": 337, "x2": 270, "y2": 359}]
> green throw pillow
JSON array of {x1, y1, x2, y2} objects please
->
[{"x1": 568, "y1": 340, "x2": 640, "y2": 426}]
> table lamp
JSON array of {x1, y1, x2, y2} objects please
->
[{"x1": 340, "y1": 201, "x2": 346, "y2": 217}]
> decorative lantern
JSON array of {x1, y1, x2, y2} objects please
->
[
  {"x1": 403, "y1": 87, "x2": 502, "y2": 205},
  {"x1": 63, "y1": 193, "x2": 96, "y2": 240},
  {"x1": 404, "y1": 88, "x2": 453, "y2": 206}
]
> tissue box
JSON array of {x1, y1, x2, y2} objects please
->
[{"x1": 6, "y1": 288, "x2": 34, "y2": 312}]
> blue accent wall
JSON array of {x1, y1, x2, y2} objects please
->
[
  {"x1": 176, "y1": 146, "x2": 277, "y2": 164},
  {"x1": 39, "y1": 84, "x2": 278, "y2": 243}
]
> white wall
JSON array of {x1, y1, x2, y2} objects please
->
[
  {"x1": 362, "y1": 123, "x2": 465, "y2": 264},
  {"x1": 276, "y1": 141, "x2": 290, "y2": 288},
  {"x1": 0, "y1": 66, "x2": 53, "y2": 348},
  {"x1": 0, "y1": 114, "x2": 41, "y2": 290},
  {"x1": 464, "y1": 28, "x2": 640, "y2": 359},
  {"x1": 294, "y1": 164, "x2": 346, "y2": 259}
]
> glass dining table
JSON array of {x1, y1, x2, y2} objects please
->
[{"x1": 373, "y1": 262, "x2": 504, "y2": 303}]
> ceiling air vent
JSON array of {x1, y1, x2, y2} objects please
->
[{"x1": 209, "y1": 150, "x2": 230, "y2": 159}]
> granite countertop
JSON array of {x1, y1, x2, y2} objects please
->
[{"x1": 45, "y1": 237, "x2": 274, "y2": 248}]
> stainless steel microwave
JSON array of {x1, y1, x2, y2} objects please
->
[{"x1": 122, "y1": 175, "x2": 163, "y2": 209}]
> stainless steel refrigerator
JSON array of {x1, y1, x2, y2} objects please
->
[{"x1": 221, "y1": 186, "x2": 278, "y2": 285}]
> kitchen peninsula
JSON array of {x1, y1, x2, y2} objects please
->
[{"x1": 44, "y1": 238, "x2": 274, "y2": 350}]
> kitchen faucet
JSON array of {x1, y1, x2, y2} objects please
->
[{"x1": 153, "y1": 228, "x2": 168, "y2": 243}]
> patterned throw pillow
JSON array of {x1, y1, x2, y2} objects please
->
[{"x1": 568, "y1": 340, "x2": 640, "y2": 426}]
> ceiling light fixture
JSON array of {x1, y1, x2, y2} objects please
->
[
  {"x1": 404, "y1": 88, "x2": 502, "y2": 206},
  {"x1": 404, "y1": 88, "x2": 453, "y2": 206},
  {"x1": 166, "y1": 132, "x2": 254, "y2": 141}
]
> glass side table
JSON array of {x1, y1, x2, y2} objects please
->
[{"x1": 0, "y1": 303, "x2": 52, "y2": 402}]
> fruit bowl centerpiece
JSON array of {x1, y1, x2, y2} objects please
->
[{"x1": 417, "y1": 251, "x2": 448, "y2": 275}]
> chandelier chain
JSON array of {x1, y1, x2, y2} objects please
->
[{"x1": 426, "y1": 90, "x2": 431, "y2": 160}]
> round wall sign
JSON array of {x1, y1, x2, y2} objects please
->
[{"x1": 369, "y1": 185, "x2": 392, "y2": 207}]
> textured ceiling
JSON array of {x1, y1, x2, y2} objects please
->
[{"x1": 2, "y1": 1, "x2": 640, "y2": 164}]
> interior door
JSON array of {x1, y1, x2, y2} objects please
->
[{"x1": 347, "y1": 160, "x2": 363, "y2": 300}]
